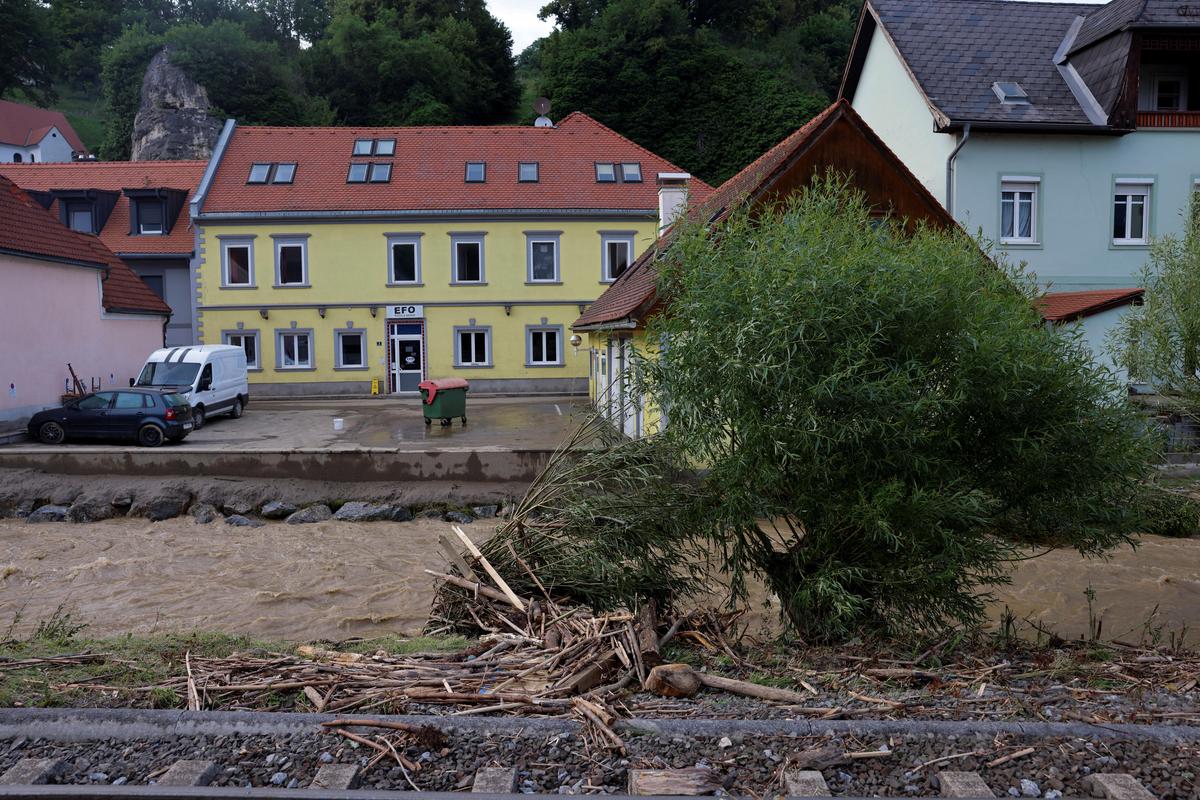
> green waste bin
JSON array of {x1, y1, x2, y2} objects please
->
[{"x1": 419, "y1": 378, "x2": 469, "y2": 426}]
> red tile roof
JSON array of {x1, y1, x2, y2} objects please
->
[
  {"x1": 199, "y1": 112, "x2": 712, "y2": 214},
  {"x1": 0, "y1": 160, "x2": 205, "y2": 256},
  {"x1": 575, "y1": 100, "x2": 954, "y2": 329},
  {"x1": 1035, "y1": 288, "x2": 1143, "y2": 323},
  {"x1": 0, "y1": 175, "x2": 171, "y2": 316},
  {"x1": 0, "y1": 99, "x2": 88, "y2": 153}
]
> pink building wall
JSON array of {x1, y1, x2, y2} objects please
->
[{"x1": 0, "y1": 253, "x2": 164, "y2": 424}]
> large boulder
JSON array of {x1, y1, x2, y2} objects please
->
[
  {"x1": 130, "y1": 47, "x2": 222, "y2": 161},
  {"x1": 25, "y1": 505, "x2": 69, "y2": 523},
  {"x1": 131, "y1": 489, "x2": 191, "y2": 522},
  {"x1": 333, "y1": 502, "x2": 411, "y2": 522},
  {"x1": 225, "y1": 514, "x2": 264, "y2": 528},
  {"x1": 261, "y1": 500, "x2": 298, "y2": 520},
  {"x1": 191, "y1": 503, "x2": 219, "y2": 524},
  {"x1": 286, "y1": 505, "x2": 332, "y2": 525},
  {"x1": 67, "y1": 496, "x2": 121, "y2": 523}
]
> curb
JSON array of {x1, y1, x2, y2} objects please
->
[{"x1": 1, "y1": 708, "x2": 1197, "y2": 745}]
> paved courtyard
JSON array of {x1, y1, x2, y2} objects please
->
[{"x1": 4, "y1": 396, "x2": 590, "y2": 454}]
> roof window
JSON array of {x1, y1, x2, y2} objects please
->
[
  {"x1": 369, "y1": 163, "x2": 392, "y2": 183},
  {"x1": 518, "y1": 162, "x2": 539, "y2": 182},
  {"x1": 595, "y1": 163, "x2": 616, "y2": 183},
  {"x1": 353, "y1": 139, "x2": 373, "y2": 156},
  {"x1": 272, "y1": 163, "x2": 296, "y2": 184},
  {"x1": 347, "y1": 163, "x2": 369, "y2": 183},
  {"x1": 247, "y1": 163, "x2": 272, "y2": 183},
  {"x1": 375, "y1": 139, "x2": 396, "y2": 156},
  {"x1": 465, "y1": 162, "x2": 486, "y2": 183},
  {"x1": 992, "y1": 81, "x2": 1030, "y2": 105},
  {"x1": 354, "y1": 138, "x2": 395, "y2": 156},
  {"x1": 621, "y1": 162, "x2": 642, "y2": 182}
]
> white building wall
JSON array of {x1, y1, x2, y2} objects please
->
[
  {"x1": 1052, "y1": 306, "x2": 1129, "y2": 385},
  {"x1": 0, "y1": 128, "x2": 77, "y2": 164},
  {"x1": 848, "y1": 24, "x2": 958, "y2": 205}
]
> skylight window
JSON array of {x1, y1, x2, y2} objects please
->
[
  {"x1": 273, "y1": 163, "x2": 296, "y2": 184},
  {"x1": 375, "y1": 139, "x2": 396, "y2": 156},
  {"x1": 465, "y1": 162, "x2": 486, "y2": 183},
  {"x1": 247, "y1": 163, "x2": 272, "y2": 184},
  {"x1": 369, "y1": 163, "x2": 392, "y2": 183},
  {"x1": 518, "y1": 162, "x2": 539, "y2": 182},
  {"x1": 347, "y1": 163, "x2": 369, "y2": 183},
  {"x1": 621, "y1": 163, "x2": 642, "y2": 182},
  {"x1": 595, "y1": 163, "x2": 616, "y2": 183},
  {"x1": 353, "y1": 139, "x2": 373, "y2": 156},
  {"x1": 992, "y1": 81, "x2": 1030, "y2": 105}
]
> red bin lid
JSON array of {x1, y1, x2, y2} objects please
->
[{"x1": 417, "y1": 377, "x2": 469, "y2": 405}]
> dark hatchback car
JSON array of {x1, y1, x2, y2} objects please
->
[{"x1": 27, "y1": 389, "x2": 194, "y2": 447}]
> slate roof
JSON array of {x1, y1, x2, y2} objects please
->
[
  {"x1": 0, "y1": 160, "x2": 206, "y2": 256},
  {"x1": 1074, "y1": 0, "x2": 1197, "y2": 52},
  {"x1": 574, "y1": 101, "x2": 955, "y2": 330},
  {"x1": 1035, "y1": 288, "x2": 1143, "y2": 322},
  {"x1": 0, "y1": 175, "x2": 171, "y2": 316},
  {"x1": 855, "y1": 0, "x2": 1098, "y2": 127},
  {"x1": 0, "y1": 99, "x2": 88, "y2": 153},
  {"x1": 199, "y1": 112, "x2": 713, "y2": 216}
]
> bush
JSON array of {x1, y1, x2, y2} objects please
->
[
  {"x1": 646, "y1": 178, "x2": 1156, "y2": 641},
  {"x1": 1133, "y1": 485, "x2": 1200, "y2": 538}
]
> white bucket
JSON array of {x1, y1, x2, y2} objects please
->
[{"x1": 332, "y1": 418, "x2": 345, "y2": 432}]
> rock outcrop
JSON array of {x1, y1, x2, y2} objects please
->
[{"x1": 131, "y1": 47, "x2": 222, "y2": 161}]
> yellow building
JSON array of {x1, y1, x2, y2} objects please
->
[{"x1": 189, "y1": 114, "x2": 706, "y2": 396}]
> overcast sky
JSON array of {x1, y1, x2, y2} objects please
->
[
  {"x1": 488, "y1": 0, "x2": 554, "y2": 53},
  {"x1": 487, "y1": 0, "x2": 1109, "y2": 54}
]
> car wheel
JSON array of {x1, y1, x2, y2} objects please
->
[
  {"x1": 192, "y1": 405, "x2": 205, "y2": 430},
  {"x1": 137, "y1": 424, "x2": 165, "y2": 447},
  {"x1": 38, "y1": 421, "x2": 66, "y2": 445},
  {"x1": 229, "y1": 398, "x2": 244, "y2": 419}
]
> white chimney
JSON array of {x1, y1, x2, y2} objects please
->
[{"x1": 657, "y1": 172, "x2": 690, "y2": 233}]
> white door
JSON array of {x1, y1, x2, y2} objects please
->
[{"x1": 389, "y1": 322, "x2": 424, "y2": 393}]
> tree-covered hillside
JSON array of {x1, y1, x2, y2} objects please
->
[{"x1": 2, "y1": 0, "x2": 858, "y2": 180}]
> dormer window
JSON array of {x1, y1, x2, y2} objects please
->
[
  {"x1": 992, "y1": 81, "x2": 1030, "y2": 105},
  {"x1": 136, "y1": 199, "x2": 164, "y2": 234},
  {"x1": 465, "y1": 162, "x2": 486, "y2": 183},
  {"x1": 620, "y1": 163, "x2": 642, "y2": 182},
  {"x1": 1155, "y1": 77, "x2": 1186, "y2": 111},
  {"x1": 248, "y1": 163, "x2": 272, "y2": 183},
  {"x1": 347, "y1": 163, "x2": 369, "y2": 183},
  {"x1": 353, "y1": 139, "x2": 373, "y2": 156},
  {"x1": 595, "y1": 163, "x2": 616, "y2": 183},
  {"x1": 66, "y1": 202, "x2": 94, "y2": 234},
  {"x1": 519, "y1": 162, "x2": 539, "y2": 182}
]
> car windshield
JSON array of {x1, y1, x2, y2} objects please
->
[
  {"x1": 137, "y1": 362, "x2": 199, "y2": 387},
  {"x1": 164, "y1": 393, "x2": 190, "y2": 406}
]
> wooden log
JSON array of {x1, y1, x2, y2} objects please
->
[
  {"x1": 698, "y1": 672, "x2": 811, "y2": 703},
  {"x1": 636, "y1": 600, "x2": 661, "y2": 668},
  {"x1": 628, "y1": 768, "x2": 720, "y2": 796},
  {"x1": 439, "y1": 533, "x2": 481, "y2": 583},
  {"x1": 783, "y1": 770, "x2": 831, "y2": 797},
  {"x1": 424, "y1": 570, "x2": 511, "y2": 605},
  {"x1": 645, "y1": 663, "x2": 702, "y2": 698},
  {"x1": 452, "y1": 525, "x2": 526, "y2": 612}
]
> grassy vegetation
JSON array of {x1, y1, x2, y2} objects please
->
[
  {"x1": 5, "y1": 84, "x2": 107, "y2": 153},
  {"x1": 0, "y1": 608, "x2": 467, "y2": 710}
]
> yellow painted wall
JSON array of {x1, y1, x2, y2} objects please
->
[
  {"x1": 196, "y1": 219, "x2": 659, "y2": 391},
  {"x1": 585, "y1": 328, "x2": 663, "y2": 436}
]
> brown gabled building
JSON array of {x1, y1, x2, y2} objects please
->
[{"x1": 571, "y1": 100, "x2": 958, "y2": 437}]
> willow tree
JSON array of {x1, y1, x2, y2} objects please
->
[{"x1": 646, "y1": 179, "x2": 1155, "y2": 641}]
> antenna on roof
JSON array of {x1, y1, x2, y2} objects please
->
[{"x1": 533, "y1": 97, "x2": 553, "y2": 128}]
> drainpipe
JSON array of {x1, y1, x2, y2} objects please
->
[{"x1": 945, "y1": 123, "x2": 971, "y2": 218}]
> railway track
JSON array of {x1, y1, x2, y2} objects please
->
[{"x1": 0, "y1": 709, "x2": 1193, "y2": 799}]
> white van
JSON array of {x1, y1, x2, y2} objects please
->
[{"x1": 135, "y1": 344, "x2": 249, "y2": 429}]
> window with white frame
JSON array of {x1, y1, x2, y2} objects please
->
[
  {"x1": 277, "y1": 330, "x2": 312, "y2": 369},
  {"x1": 224, "y1": 331, "x2": 260, "y2": 369},
  {"x1": 452, "y1": 236, "x2": 484, "y2": 283},
  {"x1": 527, "y1": 326, "x2": 563, "y2": 366},
  {"x1": 274, "y1": 238, "x2": 307, "y2": 286},
  {"x1": 221, "y1": 240, "x2": 254, "y2": 287},
  {"x1": 601, "y1": 234, "x2": 635, "y2": 282},
  {"x1": 387, "y1": 236, "x2": 421, "y2": 284},
  {"x1": 527, "y1": 234, "x2": 559, "y2": 282},
  {"x1": 335, "y1": 330, "x2": 366, "y2": 369},
  {"x1": 1000, "y1": 179, "x2": 1038, "y2": 244},
  {"x1": 456, "y1": 328, "x2": 490, "y2": 367},
  {"x1": 1113, "y1": 181, "x2": 1152, "y2": 245}
]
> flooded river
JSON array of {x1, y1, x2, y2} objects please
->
[{"x1": 1, "y1": 518, "x2": 1197, "y2": 643}]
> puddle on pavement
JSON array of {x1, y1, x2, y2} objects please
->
[{"x1": 1, "y1": 517, "x2": 1196, "y2": 644}]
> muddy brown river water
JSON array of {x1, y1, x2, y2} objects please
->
[{"x1": 1, "y1": 518, "x2": 1197, "y2": 643}]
